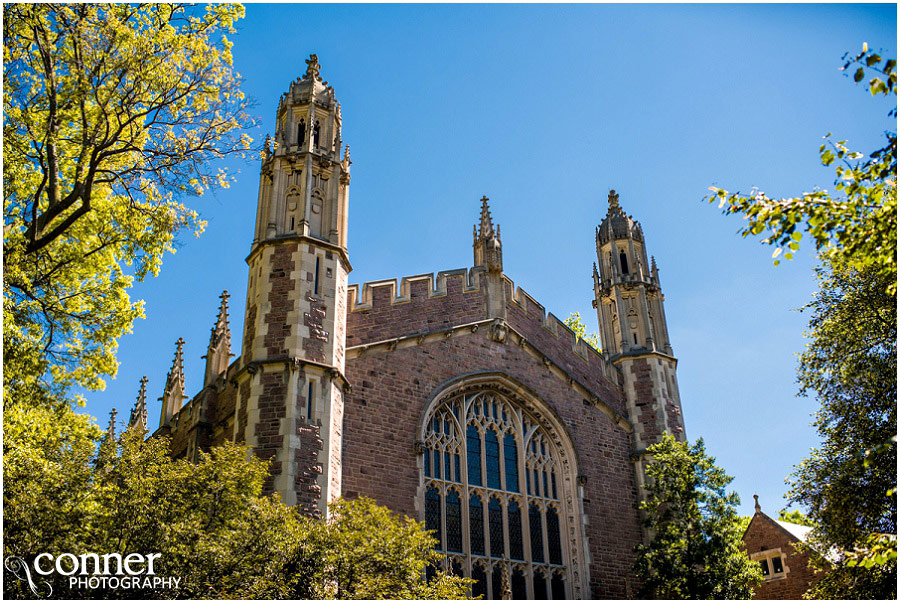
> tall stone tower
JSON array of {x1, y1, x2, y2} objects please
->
[
  {"x1": 240, "y1": 54, "x2": 351, "y2": 514},
  {"x1": 592, "y1": 190, "x2": 684, "y2": 458}
]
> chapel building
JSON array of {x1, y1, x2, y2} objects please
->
[{"x1": 135, "y1": 56, "x2": 687, "y2": 599}]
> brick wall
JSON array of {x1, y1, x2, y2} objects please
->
[
  {"x1": 743, "y1": 514, "x2": 824, "y2": 599},
  {"x1": 343, "y1": 328, "x2": 639, "y2": 599},
  {"x1": 347, "y1": 272, "x2": 486, "y2": 346}
]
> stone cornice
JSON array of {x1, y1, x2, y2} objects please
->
[
  {"x1": 245, "y1": 234, "x2": 352, "y2": 273},
  {"x1": 229, "y1": 356, "x2": 351, "y2": 393}
]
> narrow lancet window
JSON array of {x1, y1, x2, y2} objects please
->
[
  {"x1": 620, "y1": 250, "x2": 629, "y2": 274},
  {"x1": 467, "y1": 425, "x2": 482, "y2": 486}
]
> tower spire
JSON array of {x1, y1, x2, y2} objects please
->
[
  {"x1": 203, "y1": 291, "x2": 233, "y2": 386},
  {"x1": 129, "y1": 376, "x2": 149, "y2": 432},
  {"x1": 159, "y1": 337, "x2": 186, "y2": 429},
  {"x1": 106, "y1": 407, "x2": 118, "y2": 441},
  {"x1": 473, "y1": 196, "x2": 503, "y2": 273},
  {"x1": 479, "y1": 195, "x2": 496, "y2": 238}
]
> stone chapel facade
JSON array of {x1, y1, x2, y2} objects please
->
[{"x1": 135, "y1": 56, "x2": 687, "y2": 599}]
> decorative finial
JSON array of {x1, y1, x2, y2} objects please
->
[
  {"x1": 263, "y1": 134, "x2": 271, "y2": 157},
  {"x1": 129, "y1": 376, "x2": 149, "y2": 432},
  {"x1": 478, "y1": 196, "x2": 495, "y2": 238},
  {"x1": 608, "y1": 189, "x2": 620, "y2": 210},
  {"x1": 305, "y1": 54, "x2": 322, "y2": 81},
  {"x1": 343, "y1": 145, "x2": 351, "y2": 164},
  {"x1": 107, "y1": 407, "x2": 118, "y2": 440},
  {"x1": 753, "y1": 494, "x2": 761, "y2": 513},
  {"x1": 167, "y1": 337, "x2": 186, "y2": 396}
]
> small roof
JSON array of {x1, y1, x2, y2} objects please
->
[{"x1": 774, "y1": 520, "x2": 814, "y2": 543}]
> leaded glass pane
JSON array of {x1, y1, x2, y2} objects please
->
[
  {"x1": 424, "y1": 449, "x2": 431, "y2": 478},
  {"x1": 530, "y1": 504, "x2": 544, "y2": 563},
  {"x1": 454, "y1": 454, "x2": 461, "y2": 483},
  {"x1": 508, "y1": 501, "x2": 524, "y2": 560},
  {"x1": 550, "y1": 573, "x2": 565, "y2": 599},
  {"x1": 470, "y1": 495, "x2": 485, "y2": 556},
  {"x1": 551, "y1": 472, "x2": 557, "y2": 499},
  {"x1": 472, "y1": 564, "x2": 487, "y2": 599},
  {"x1": 447, "y1": 491, "x2": 463, "y2": 552},
  {"x1": 467, "y1": 425, "x2": 482, "y2": 487},
  {"x1": 547, "y1": 507, "x2": 562, "y2": 565},
  {"x1": 504, "y1": 432, "x2": 519, "y2": 492},
  {"x1": 489, "y1": 498, "x2": 504, "y2": 558},
  {"x1": 426, "y1": 487, "x2": 442, "y2": 549},
  {"x1": 445, "y1": 451, "x2": 452, "y2": 482},
  {"x1": 512, "y1": 568, "x2": 527, "y2": 599},
  {"x1": 534, "y1": 573, "x2": 548, "y2": 599},
  {"x1": 485, "y1": 429, "x2": 501, "y2": 489},
  {"x1": 772, "y1": 556, "x2": 783, "y2": 574},
  {"x1": 451, "y1": 558, "x2": 463, "y2": 576}
]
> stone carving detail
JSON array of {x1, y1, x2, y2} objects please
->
[
  {"x1": 304, "y1": 54, "x2": 321, "y2": 81},
  {"x1": 488, "y1": 318, "x2": 508, "y2": 343},
  {"x1": 303, "y1": 293, "x2": 328, "y2": 362}
]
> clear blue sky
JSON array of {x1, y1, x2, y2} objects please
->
[{"x1": 82, "y1": 3, "x2": 897, "y2": 518}]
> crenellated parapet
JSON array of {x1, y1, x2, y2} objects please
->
[{"x1": 347, "y1": 267, "x2": 484, "y2": 312}]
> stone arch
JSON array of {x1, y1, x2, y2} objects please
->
[{"x1": 417, "y1": 371, "x2": 589, "y2": 599}]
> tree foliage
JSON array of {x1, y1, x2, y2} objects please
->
[
  {"x1": 787, "y1": 259, "x2": 896, "y2": 599},
  {"x1": 3, "y1": 3, "x2": 254, "y2": 391},
  {"x1": 3, "y1": 410, "x2": 472, "y2": 600},
  {"x1": 706, "y1": 45, "x2": 897, "y2": 295},
  {"x1": 634, "y1": 435, "x2": 761, "y2": 599},
  {"x1": 564, "y1": 311, "x2": 601, "y2": 352},
  {"x1": 778, "y1": 509, "x2": 815, "y2": 528}
]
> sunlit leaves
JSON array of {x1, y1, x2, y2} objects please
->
[
  {"x1": 3, "y1": 3, "x2": 253, "y2": 391},
  {"x1": 634, "y1": 435, "x2": 762, "y2": 599},
  {"x1": 563, "y1": 311, "x2": 602, "y2": 352},
  {"x1": 706, "y1": 47, "x2": 896, "y2": 296}
]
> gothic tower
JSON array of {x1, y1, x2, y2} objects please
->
[
  {"x1": 592, "y1": 190, "x2": 684, "y2": 458},
  {"x1": 240, "y1": 54, "x2": 351, "y2": 514}
]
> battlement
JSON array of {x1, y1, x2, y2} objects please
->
[
  {"x1": 502, "y1": 274, "x2": 612, "y2": 375},
  {"x1": 347, "y1": 267, "x2": 484, "y2": 311}
]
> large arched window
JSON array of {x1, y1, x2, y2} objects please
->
[{"x1": 420, "y1": 377, "x2": 585, "y2": 599}]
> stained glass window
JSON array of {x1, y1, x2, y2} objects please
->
[
  {"x1": 485, "y1": 429, "x2": 501, "y2": 489},
  {"x1": 446, "y1": 491, "x2": 462, "y2": 553},
  {"x1": 467, "y1": 425, "x2": 482, "y2": 487},
  {"x1": 530, "y1": 504, "x2": 544, "y2": 563},
  {"x1": 508, "y1": 501, "x2": 524, "y2": 560},
  {"x1": 534, "y1": 573, "x2": 548, "y2": 599},
  {"x1": 426, "y1": 487, "x2": 441, "y2": 549},
  {"x1": 551, "y1": 573, "x2": 565, "y2": 599},
  {"x1": 547, "y1": 507, "x2": 562, "y2": 565},
  {"x1": 470, "y1": 494, "x2": 485, "y2": 556},
  {"x1": 472, "y1": 564, "x2": 487, "y2": 599},
  {"x1": 512, "y1": 568, "x2": 527, "y2": 599},
  {"x1": 504, "y1": 432, "x2": 519, "y2": 492},
  {"x1": 489, "y1": 497, "x2": 504, "y2": 558},
  {"x1": 423, "y1": 388, "x2": 577, "y2": 597}
]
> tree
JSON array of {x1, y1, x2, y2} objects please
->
[
  {"x1": 634, "y1": 435, "x2": 761, "y2": 599},
  {"x1": 778, "y1": 509, "x2": 815, "y2": 528},
  {"x1": 3, "y1": 3, "x2": 253, "y2": 391},
  {"x1": 705, "y1": 46, "x2": 897, "y2": 598},
  {"x1": 289, "y1": 497, "x2": 473, "y2": 600},
  {"x1": 786, "y1": 259, "x2": 896, "y2": 599},
  {"x1": 3, "y1": 414, "x2": 472, "y2": 600},
  {"x1": 564, "y1": 311, "x2": 601, "y2": 352},
  {"x1": 706, "y1": 45, "x2": 896, "y2": 295}
]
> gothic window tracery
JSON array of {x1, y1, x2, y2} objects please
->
[{"x1": 422, "y1": 386, "x2": 577, "y2": 599}]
